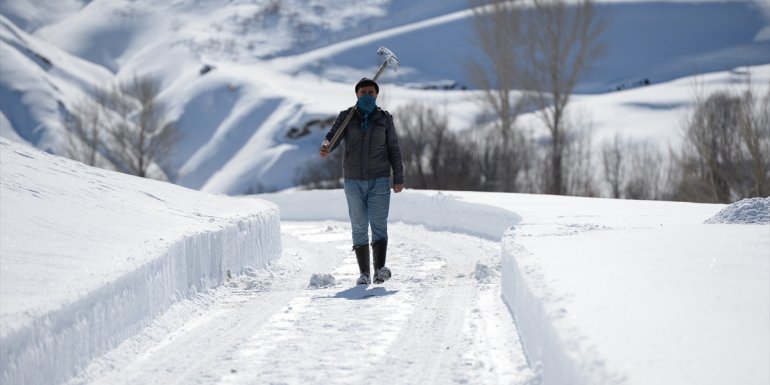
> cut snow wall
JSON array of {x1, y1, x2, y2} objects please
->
[
  {"x1": 501, "y1": 230, "x2": 582, "y2": 384},
  {"x1": 0, "y1": 212, "x2": 281, "y2": 385},
  {"x1": 261, "y1": 189, "x2": 521, "y2": 241},
  {"x1": 501, "y1": 228, "x2": 620, "y2": 385}
]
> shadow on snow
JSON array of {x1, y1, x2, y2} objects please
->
[{"x1": 333, "y1": 285, "x2": 399, "y2": 300}]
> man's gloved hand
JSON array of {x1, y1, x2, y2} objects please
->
[{"x1": 319, "y1": 140, "x2": 331, "y2": 158}]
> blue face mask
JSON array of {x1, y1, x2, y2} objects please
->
[
  {"x1": 357, "y1": 94, "x2": 377, "y2": 114},
  {"x1": 356, "y1": 94, "x2": 377, "y2": 133}
]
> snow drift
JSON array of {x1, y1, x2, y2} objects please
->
[{"x1": 705, "y1": 196, "x2": 770, "y2": 224}]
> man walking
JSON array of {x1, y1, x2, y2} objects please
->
[{"x1": 319, "y1": 78, "x2": 404, "y2": 285}]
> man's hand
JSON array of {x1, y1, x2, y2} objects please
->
[
  {"x1": 319, "y1": 141, "x2": 330, "y2": 158},
  {"x1": 393, "y1": 184, "x2": 403, "y2": 193}
]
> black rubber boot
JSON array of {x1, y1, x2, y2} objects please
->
[
  {"x1": 372, "y1": 240, "x2": 391, "y2": 284},
  {"x1": 353, "y1": 245, "x2": 371, "y2": 285},
  {"x1": 372, "y1": 240, "x2": 387, "y2": 271}
]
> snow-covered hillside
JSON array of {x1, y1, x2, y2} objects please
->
[
  {"x1": 1, "y1": 0, "x2": 769, "y2": 194},
  {"x1": 2, "y1": 137, "x2": 768, "y2": 385}
]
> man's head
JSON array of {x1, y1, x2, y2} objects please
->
[{"x1": 355, "y1": 78, "x2": 379, "y2": 98}]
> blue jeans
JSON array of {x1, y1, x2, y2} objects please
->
[{"x1": 344, "y1": 178, "x2": 391, "y2": 246}]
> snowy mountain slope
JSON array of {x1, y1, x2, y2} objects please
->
[
  {"x1": 519, "y1": 64, "x2": 770, "y2": 152},
  {"x1": 278, "y1": 0, "x2": 770, "y2": 92},
  {"x1": 1, "y1": 0, "x2": 769, "y2": 194},
  {"x1": 0, "y1": 14, "x2": 113, "y2": 150},
  {"x1": 0, "y1": 0, "x2": 87, "y2": 32}
]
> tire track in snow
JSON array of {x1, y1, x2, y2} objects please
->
[
  {"x1": 373, "y1": 225, "x2": 532, "y2": 385},
  {"x1": 71, "y1": 221, "x2": 534, "y2": 385},
  {"x1": 67, "y1": 227, "x2": 346, "y2": 385},
  {"x1": 220, "y1": 222, "x2": 534, "y2": 385}
]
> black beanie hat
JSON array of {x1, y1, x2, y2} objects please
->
[{"x1": 355, "y1": 78, "x2": 379, "y2": 93}]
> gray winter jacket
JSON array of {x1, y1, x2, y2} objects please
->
[{"x1": 325, "y1": 107, "x2": 404, "y2": 185}]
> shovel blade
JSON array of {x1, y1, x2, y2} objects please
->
[{"x1": 377, "y1": 46, "x2": 400, "y2": 72}]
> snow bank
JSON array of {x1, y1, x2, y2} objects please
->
[
  {"x1": 260, "y1": 189, "x2": 521, "y2": 241},
  {"x1": 500, "y1": 229, "x2": 617, "y2": 385},
  {"x1": 705, "y1": 197, "x2": 770, "y2": 224},
  {"x1": 476, "y1": 193, "x2": 769, "y2": 385},
  {"x1": 0, "y1": 139, "x2": 281, "y2": 385}
]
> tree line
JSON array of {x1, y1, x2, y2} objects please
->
[
  {"x1": 396, "y1": 82, "x2": 768, "y2": 204},
  {"x1": 299, "y1": 83, "x2": 769, "y2": 203}
]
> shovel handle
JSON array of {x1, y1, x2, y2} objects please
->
[
  {"x1": 372, "y1": 60, "x2": 388, "y2": 82},
  {"x1": 325, "y1": 105, "x2": 356, "y2": 150}
]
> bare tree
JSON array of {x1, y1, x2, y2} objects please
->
[
  {"x1": 397, "y1": 104, "x2": 447, "y2": 189},
  {"x1": 624, "y1": 142, "x2": 663, "y2": 200},
  {"x1": 109, "y1": 76, "x2": 180, "y2": 178},
  {"x1": 521, "y1": 0, "x2": 606, "y2": 195},
  {"x1": 476, "y1": 131, "x2": 506, "y2": 191},
  {"x1": 563, "y1": 118, "x2": 596, "y2": 196},
  {"x1": 468, "y1": 0, "x2": 606, "y2": 194},
  {"x1": 670, "y1": 85, "x2": 770, "y2": 203},
  {"x1": 438, "y1": 132, "x2": 481, "y2": 190},
  {"x1": 468, "y1": 0, "x2": 529, "y2": 191},
  {"x1": 601, "y1": 134, "x2": 625, "y2": 198},
  {"x1": 602, "y1": 134, "x2": 665, "y2": 200},
  {"x1": 737, "y1": 87, "x2": 770, "y2": 197},
  {"x1": 475, "y1": 124, "x2": 533, "y2": 192},
  {"x1": 63, "y1": 76, "x2": 180, "y2": 179},
  {"x1": 396, "y1": 103, "x2": 486, "y2": 190},
  {"x1": 677, "y1": 92, "x2": 742, "y2": 202},
  {"x1": 65, "y1": 90, "x2": 106, "y2": 167},
  {"x1": 295, "y1": 141, "x2": 343, "y2": 189}
]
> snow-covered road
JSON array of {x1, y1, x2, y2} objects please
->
[
  {"x1": 4, "y1": 139, "x2": 767, "y2": 385},
  {"x1": 68, "y1": 221, "x2": 534, "y2": 385}
]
